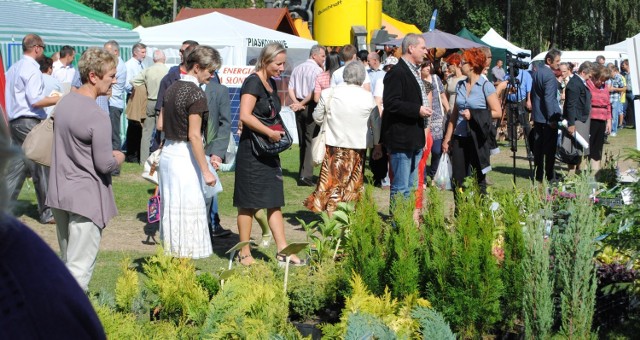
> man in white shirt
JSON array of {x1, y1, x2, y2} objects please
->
[
  {"x1": 330, "y1": 44, "x2": 371, "y2": 91},
  {"x1": 125, "y1": 43, "x2": 147, "y2": 94},
  {"x1": 5, "y1": 34, "x2": 59, "y2": 224},
  {"x1": 51, "y1": 45, "x2": 75, "y2": 84},
  {"x1": 288, "y1": 44, "x2": 325, "y2": 186},
  {"x1": 123, "y1": 43, "x2": 147, "y2": 163},
  {"x1": 104, "y1": 40, "x2": 127, "y2": 174},
  {"x1": 367, "y1": 51, "x2": 385, "y2": 95}
]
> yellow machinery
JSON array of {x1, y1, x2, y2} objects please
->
[{"x1": 313, "y1": 0, "x2": 382, "y2": 47}]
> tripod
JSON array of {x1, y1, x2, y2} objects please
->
[{"x1": 503, "y1": 73, "x2": 534, "y2": 184}]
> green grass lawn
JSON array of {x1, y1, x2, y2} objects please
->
[{"x1": 14, "y1": 127, "x2": 640, "y2": 296}]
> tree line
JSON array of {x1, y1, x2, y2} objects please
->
[{"x1": 80, "y1": 0, "x2": 640, "y2": 55}]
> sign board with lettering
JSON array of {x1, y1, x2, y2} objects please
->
[{"x1": 218, "y1": 66, "x2": 255, "y2": 88}]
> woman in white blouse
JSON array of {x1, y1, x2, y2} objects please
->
[{"x1": 303, "y1": 62, "x2": 376, "y2": 214}]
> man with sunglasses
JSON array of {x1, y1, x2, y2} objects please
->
[{"x1": 5, "y1": 34, "x2": 60, "y2": 224}]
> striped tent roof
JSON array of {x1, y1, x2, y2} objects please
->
[{"x1": 0, "y1": 0, "x2": 139, "y2": 68}]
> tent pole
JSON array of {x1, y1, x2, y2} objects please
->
[
  {"x1": 112, "y1": 0, "x2": 117, "y2": 19},
  {"x1": 173, "y1": 0, "x2": 177, "y2": 21}
]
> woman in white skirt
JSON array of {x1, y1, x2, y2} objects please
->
[{"x1": 159, "y1": 46, "x2": 220, "y2": 259}]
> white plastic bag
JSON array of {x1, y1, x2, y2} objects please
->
[
  {"x1": 434, "y1": 153, "x2": 452, "y2": 190},
  {"x1": 202, "y1": 155, "x2": 223, "y2": 199}
]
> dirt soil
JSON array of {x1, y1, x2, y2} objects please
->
[{"x1": 23, "y1": 213, "x2": 310, "y2": 255}]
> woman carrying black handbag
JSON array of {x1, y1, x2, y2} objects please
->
[{"x1": 233, "y1": 42, "x2": 303, "y2": 267}]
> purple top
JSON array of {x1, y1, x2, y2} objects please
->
[{"x1": 46, "y1": 92, "x2": 119, "y2": 227}]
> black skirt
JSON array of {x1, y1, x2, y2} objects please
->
[{"x1": 233, "y1": 132, "x2": 285, "y2": 209}]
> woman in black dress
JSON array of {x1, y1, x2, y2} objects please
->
[{"x1": 234, "y1": 42, "x2": 303, "y2": 266}]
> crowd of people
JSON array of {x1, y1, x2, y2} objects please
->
[{"x1": 1, "y1": 32, "x2": 638, "y2": 291}]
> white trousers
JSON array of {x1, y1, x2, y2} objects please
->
[{"x1": 52, "y1": 208, "x2": 102, "y2": 292}]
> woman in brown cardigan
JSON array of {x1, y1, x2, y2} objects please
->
[{"x1": 46, "y1": 47, "x2": 125, "y2": 291}]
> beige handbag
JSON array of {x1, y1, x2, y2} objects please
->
[
  {"x1": 311, "y1": 88, "x2": 334, "y2": 166},
  {"x1": 22, "y1": 96, "x2": 65, "y2": 166}
]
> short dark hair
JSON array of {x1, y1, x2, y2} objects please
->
[
  {"x1": 182, "y1": 40, "x2": 199, "y2": 48},
  {"x1": 545, "y1": 48, "x2": 562, "y2": 65},
  {"x1": 339, "y1": 45, "x2": 357, "y2": 62},
  {"x1": 59, "y1": 45, "x2": 75, "y2": 58},
  {"x1": 38, "y1": 56, "x2": 53, "y2": 73},
  {"x1": 357, "y1": 49, "x2": 369, "y2": 62},
  {"x1": 132, "y1": 43, "x2": 147, "y2": 53}
]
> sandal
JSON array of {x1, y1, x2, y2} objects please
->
[
  {"x1": 237, "y1": 253, "x2": 254, "y2": 266},
  {"x1": 276, "y1": 253, "x2": 307, "y2": 267}
]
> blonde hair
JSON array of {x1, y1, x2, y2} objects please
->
[
  {"x1": 78, "y1": 47, "x2": 117, "y2": 84},
  {"x1": 255, "y1": 42, "x2": 286, "y2": 72}
]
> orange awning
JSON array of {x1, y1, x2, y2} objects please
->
[{"x1": 381, "y1": 13, "x2": 421, "y2": 39}]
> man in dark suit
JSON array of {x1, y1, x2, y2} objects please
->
[
  {"x1": 204, "y1": 75, "x2": 232, "y2": 238},
  {"x1": 562, "y1": 61, "x2": 593, "y2": 173},
  {"x1": 531, "y1": 48, "x2": 562, "y2": 182},
  {"x1": 381, "y1": 33, "x2": 432, "y2": 207}
]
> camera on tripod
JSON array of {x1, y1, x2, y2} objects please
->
[{"x1": 506, "y1": 51, "x2": 530, "y2": 77}]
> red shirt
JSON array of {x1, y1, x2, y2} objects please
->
[{"x1": 587, "y1": 79, "x2": 611, "y2": 121}]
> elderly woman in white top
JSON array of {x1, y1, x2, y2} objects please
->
[{"x1": 303, "y1": 62, "x2": 376, "y2": 213}]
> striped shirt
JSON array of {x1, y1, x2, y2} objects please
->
[
  {"x1": 314, "y1": 71, "x2": 331, "y2": 96},
  {"x1": 288, "y1": 59, "x2": 323, "y2": 99}
]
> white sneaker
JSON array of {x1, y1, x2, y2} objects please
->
[
  {"x1": 611, "y1": 132, "x2": 617, "y2": 137},
  {"x1": 259, "y1": 234, "x2": 272, "y2": 248}
]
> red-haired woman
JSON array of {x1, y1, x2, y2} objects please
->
[{"x1": 442, "y1": 48, "x2": 502, "y2": 201}]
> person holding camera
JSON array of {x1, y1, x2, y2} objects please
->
[{"x1": 504, "y1": 61, "x2": 533, "y2": 146}]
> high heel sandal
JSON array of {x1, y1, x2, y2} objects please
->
[{"x1": 276, "y1": 253, "x2": 307, "y2": 267}]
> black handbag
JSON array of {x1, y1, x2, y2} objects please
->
[{"x1": 249, "y1": 96, "x2": 292, "y2": 157}]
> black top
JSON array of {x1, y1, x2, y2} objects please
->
[
  {"x1": 240, "y1": 73, "x2": 281, "y2": 125},
  {"x1": 563, "y1": 75, "x2": 592, "y2": 126},
  {"x1": 381, "y1": 58, "x2": 426, "y2": 152},
  {"x1": 162, "y1": 80, "x2": 208, "y2": 142},
  {"x1": 155, "y1": 65, "x2": 181, "y2": 112}
]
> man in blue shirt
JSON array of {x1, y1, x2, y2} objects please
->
[
  {"x1": 505, "y1": 69, "x2": 533, "y2": 142},
  {"x1": 104, "y1": 40, "x2": 126, "y2": 154},
  {"x1": 4, "y1": 34, "x2": 60, "y2": 224}
]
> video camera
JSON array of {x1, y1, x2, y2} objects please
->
[{"x1": 506, "y1": 51, "x2": 530, "y2": 77}]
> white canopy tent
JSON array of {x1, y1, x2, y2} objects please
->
[
  {"x1": 606, "y1": 33, "x2": 640, "y2": 149},
  {"x1": 134, "y1": 11, "x2": 317, "y2": 70},
  {"x1": 481, "y1": 28, "x2": 532, "y2": 61},
  {"x1": 136, "y1": 12, "x2": 318, "y2": 145}
]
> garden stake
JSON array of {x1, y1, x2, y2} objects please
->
[
  {"x1": 223, "y1": 241, "x2": 251, "y2": 287},
  {"x1": 277, "y1": 242, "x2": 309, "y2": 293}
]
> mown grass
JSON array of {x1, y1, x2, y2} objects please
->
[{"x1": 14, "y1": 128, "x2": 638, "y2": 297}]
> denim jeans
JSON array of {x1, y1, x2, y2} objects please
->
[
  {"x1": 611, "y1": 101, "x2": 622, "y2": 134},
  {"x1": 389, "y1": 148, "x2": 423, "y2": 204},
  {"x1": 426, "y1": 138, "x2": 443, "y2": 179},
  {"x1": 206, "y1": 195, "x2": 222, "y2": 231}
]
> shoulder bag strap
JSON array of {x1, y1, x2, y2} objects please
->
[{"x1": 433, "y1": 75, "x2": 445, "y2": 122}]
